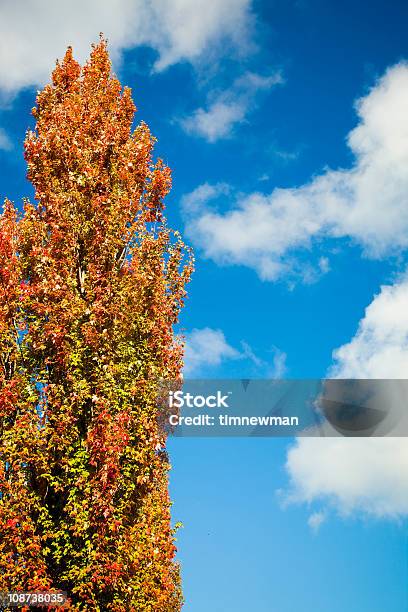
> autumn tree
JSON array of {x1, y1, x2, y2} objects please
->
[{"x1": 0, "y1": 39, "x2": 192, "y2": 610}]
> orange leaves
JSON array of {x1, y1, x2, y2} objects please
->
[
  {"x1": 1, "y1": 38, "x2": 190, "y2": 609},
  {"x1": 51, "y1": 46, "x2": 81, "y2": 92},
  {"x1": 0, "y1": 201, "x2": 20, "y2": 301}
]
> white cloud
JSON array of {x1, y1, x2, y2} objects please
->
[
  {"x1": 241, "y1": 342, "x2": 287, "y2": 378},
  {"x1": 284, "y1": 275, "x2": 408, "y2": 523},
  {"x1": 285, "y1": 437, "x2": 408, "y2": 520},
  {"x1": 0, "y1": 0, "x2": 253, "y2": 95},
  {"x1": 0, "y1": 128, "x2": 12, "y2": 150},
  {"x1": 181, "y1": 102, "x2": 246, "y2": 143},
  {"x1": 181, "y1": 182, "x2": 231, "y2": 214},
  {"x1": 183, "y1": 327, "x2": 286, "y2": 377},
  {"x1": 307, "y1": 511, "x2": 326, "y2": 533},
  {"x1": 183, "y1": 327, "x2": 240, "y2": 374},
  {"x1": 270, "y1": 346, "x2": 287, "y2": 379},
  {"x1": 330, "y1": 275, "x2": 408, "y2": 378},
  {"x1": 182, "y1": 63, "x2": 408, "y2": 281},
  {"x1": 180, "y1": 71, "x2": 283, "y2": 142}
]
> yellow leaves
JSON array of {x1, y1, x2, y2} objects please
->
[{"x1": 1, "y1": 37, "x2": 189, "y2": 611}]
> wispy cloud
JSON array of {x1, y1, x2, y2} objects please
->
[
  {"x1": 183, "y1": 327, "x2": 240, "y2": 375},
  {"x1": 307, "y1": 511, "x2": 326, "y2": 533},
  {"x1": 180, "y1": 71, "x2": 283, "y2": 142},
  {"x1": 0, "y1": 128, "x2": 12, "y2": 151},
  {"x1": 269, "y1": 346, "x2": 287, "y2": 379},
  {"x1": 183, "y1": 327, "x2": 286, "y2": 377},
  {"x1": 181, "y1": 182, "x2": 231, "y2": 214},
  {"x1": 241, "y1": 342, "x2": 287, "y2": 378},
  {"x1": 181, "y1": 63, "x2": 408, "y2": 282}
]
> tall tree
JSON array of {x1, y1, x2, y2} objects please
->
[{"x1": 0, "y1": 39, "x2": 192, "y2": 610}]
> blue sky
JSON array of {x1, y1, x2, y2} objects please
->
[{"x1": 0, "y1": 1, "x2": 407, "y2": 610}]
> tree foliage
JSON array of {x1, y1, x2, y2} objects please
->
[{"x1": 0, "y1": 39, "x2": 193, "y2": 610}]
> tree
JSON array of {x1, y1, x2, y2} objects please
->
[{"x1": 0, "y1": 39, "x2": 193, "y2": 610}]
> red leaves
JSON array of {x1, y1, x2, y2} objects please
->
[
  {"x1": 51, "y1": 46, "x2": 81, "y2": 91},
  {"x1": 1, "y1": 38, "x2": 190, "y2": 610}
]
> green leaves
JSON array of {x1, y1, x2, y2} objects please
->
[{"x1": 0, "y1": 38, "x2": 191, "y2": 610}]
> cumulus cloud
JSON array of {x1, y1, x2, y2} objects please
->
[
  {"x1": 286, "y1": 437, "x2": 408, "y2": 520},
  {"x1": 0, "y1": 0, "x2": 253, "y2": 95},
  {"x1": 330, "y1": 275, "x2": 408, "y2": 378},
  {"x1": 182, "y1": 63, "x2": 408, "y2": 281},
  {"x1": 180, "y1": 71, "x2": 283, "y2": 142},
  {"x1": 284, "y1": 275, "x2": 408, "y2": 523}
]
